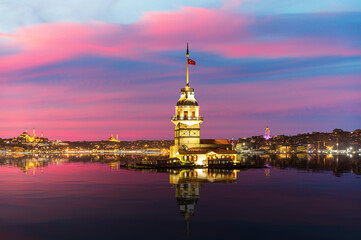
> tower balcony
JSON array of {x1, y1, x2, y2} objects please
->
[
  {"x1": 171, "y1": 116, "x2": 203, "y2": 121},
  {"x1": 171, "y1": 115, "x2": 203, "y2": 126}
]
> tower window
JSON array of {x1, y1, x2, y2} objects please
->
[
  {"x1": 192, "y1": 111, "x2": 195, "y2": 118},
  {"x1": 184, "y1": 111, "x2": 188, "y2": 119}
]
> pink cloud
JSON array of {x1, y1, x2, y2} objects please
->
[
  {"x1": 0, "y1": 72, "x2": 359, "y2": 140},
  {"x1": 209, "y1": 38, "x2": 361, "y2": 58},
  {"x1": 202, "y1": 74, "x2": 361, "y2": 115},
  {"x1": 0, "y1": 22, "x2": 128, "y2": 73},
  {"x1": 0, "y1": 6, "x2": 359, "y2": 75},
  {"x1": 138, "y1": 7, "x2": 249, "y2": 41}
]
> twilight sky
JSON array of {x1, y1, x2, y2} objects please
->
[{"x1": 0, "y1": 0, "x2": 360, "y2": 141}]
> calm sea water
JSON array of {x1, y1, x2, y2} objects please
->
[{"x1": 0, "y1": 154, "x2": 360, "y2": 240}]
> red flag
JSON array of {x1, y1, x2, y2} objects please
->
[{"x1": 188, "y1": 58, "x2": 196, "y2": 65}]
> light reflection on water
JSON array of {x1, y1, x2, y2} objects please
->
[{"x1": 0, "y1": 154, "x2": 360, "y2": 240}]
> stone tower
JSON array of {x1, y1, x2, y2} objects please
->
[
  {"x1": 264, "y1": 125, "x2": 271, "y2": 140},
  {"x1": 170, "y1": 44, "x2": 203, "y2": 158}
]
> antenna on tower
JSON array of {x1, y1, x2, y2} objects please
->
[{"x1": 186, "y1": 42, "x2": 189, "y2": 86}]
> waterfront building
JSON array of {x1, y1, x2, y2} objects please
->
[
  {"x1": 107, "y1": 134, "x2": 120, "y2": 142},
  {"x1": 169, "y1": 44, "x2": 237, "y2": 165},
  {"x1": 14, "y1": 129, "x2": 48, "y2": 143},
  {"x1": 264, "y1": 126, "x2": 271, "y2": 140}
]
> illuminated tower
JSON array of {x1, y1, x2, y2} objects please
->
[
  {"x1": 170, "y1": 44, "x2": 203, "y2": 157},
  {"x1": 264, "y1": 125, "x2": 270, "y2": 140}
]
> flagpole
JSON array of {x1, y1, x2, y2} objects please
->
[{"x1": 186, "y1": 42, "x2": 189, "y2": 86}]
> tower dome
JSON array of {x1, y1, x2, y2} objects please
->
[{"x1": 176, "y1": 87, "x2": 198, "y2": 106}]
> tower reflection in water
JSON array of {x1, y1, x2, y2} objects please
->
[{"x1": 169, "y1": 169, "x2": 238, "y2": 239}]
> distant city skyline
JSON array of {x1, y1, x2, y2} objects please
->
[{"x1": 0, "y1": 0, "x2": 360, "y2": 141}]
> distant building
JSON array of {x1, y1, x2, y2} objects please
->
[
  {"x1": 169, "y1": 44, "x2": 237, "y2": 165},
  {"x1": 277, "y1": 145, "x2": 291, "y2": 153},
  {"x1": 14, "y1": 129, "x2": 48, "y2": 143},
  {"x1": 107, "y1": 134, "x2": 120, "y2": 142},
  {"x1": 235, "y1": 141, "x2": 253, "y2": 153},
  {"x1": 295, "y1": 145, "x2": 307, "y2": 153},
  {"x1": 264, "y1": 126, "x2": 271, "y2": 140}
]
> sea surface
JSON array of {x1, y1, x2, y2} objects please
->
[{"x1": 0, "y1": 154, "x2": 360, "y2": 240}]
